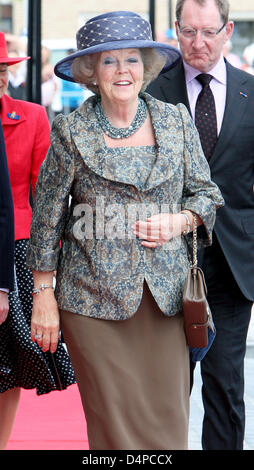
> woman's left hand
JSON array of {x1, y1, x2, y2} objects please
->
[{"x1": 132, "y1": 213, "x2": 184, "y2": 248}]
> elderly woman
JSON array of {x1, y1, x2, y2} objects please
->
[{"x1": 27, "y1": 11, "x2": 224, "y2": 450}]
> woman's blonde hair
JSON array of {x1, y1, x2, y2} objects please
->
[{"x1": 71, "y1": 48, "x2": 166, "y2": 95}]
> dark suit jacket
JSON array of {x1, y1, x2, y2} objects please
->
[
  {"x1": 0, "y1": 118, "x2": 14, "y2": 290},
  {"x1": 147, "y1": 60, "x2": 254, "y2": 301}
]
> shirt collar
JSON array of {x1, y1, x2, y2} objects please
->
[{"x1": 183, "y1": 54, "x2": 227, "y2": 85}]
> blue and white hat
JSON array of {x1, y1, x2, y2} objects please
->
[{"x1": 54, "y1": 11, "x2": 181, "y2": 82}]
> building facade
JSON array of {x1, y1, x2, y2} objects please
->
[{"x1": 0, "y1": 0, "x2": 254, "y2": 64}]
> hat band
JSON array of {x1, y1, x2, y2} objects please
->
[{"x1": 76, "y1": 15, "x2": 152, "y2": 50}]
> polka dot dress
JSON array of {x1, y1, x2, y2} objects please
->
[{"x1": 0, "y1": 240, "x2": 76, "y2": 395}]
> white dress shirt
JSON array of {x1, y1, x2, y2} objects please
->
[{"x1": 183, "y1": 53, "x2": 227, "y2": 135}]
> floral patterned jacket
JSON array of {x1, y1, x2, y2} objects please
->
[{"x1": 26, "y1": 93, "x2": 224, "y2": 320}]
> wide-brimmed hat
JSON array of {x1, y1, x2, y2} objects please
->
[
  {"x1": 54, "y1": 11, "x2": 181, "y2": 82},
  {"x1": 0, "y1": 32, "x2": 30, "y2": 65}
]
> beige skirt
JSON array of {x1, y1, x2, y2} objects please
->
[{"x1": 60, "y1": 281, "x2": 190, "y2": 450}]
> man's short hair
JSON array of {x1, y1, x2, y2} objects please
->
[{"x1": 175, "y1": 0, "x2": 230, "y2": 25}]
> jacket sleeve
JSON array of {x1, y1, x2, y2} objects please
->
[
  {"x1": 26, "y1": 113, "x2": 75, "y2": 271},
  {"x1": 0, "y1": 119, "x2": 14, "y2": 290},
  {"x1": 177, "y1": 103, "x2": 224, "y2": 247},
  {"x1": 30, "y1": 105, "x2": 51, "y2": 197}
]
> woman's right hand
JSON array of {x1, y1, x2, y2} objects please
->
[{"x1": 31, "y1": 289, "x2": 60, "y2": 353}]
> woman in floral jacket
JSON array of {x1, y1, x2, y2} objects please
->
[{"x1": 27, "y1": 11, "x2": 224, "y2": 450}]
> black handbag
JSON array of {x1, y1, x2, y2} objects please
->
[{"x1": 182, "y1": 214, "x2": 216, "y2": 361}]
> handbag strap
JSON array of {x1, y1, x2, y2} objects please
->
[{"x1": 192, "y1": 213, "x2": 198, "y2": 268}]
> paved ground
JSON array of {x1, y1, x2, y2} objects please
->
[{"x1": 189, "y1": 307, "x2": 254, "y2": 450}]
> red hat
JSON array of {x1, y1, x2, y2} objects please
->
[{"x1": 0, "y1": 32, "x2": 30, "y2": 65}]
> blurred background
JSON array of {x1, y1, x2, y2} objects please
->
[{"x1": 1, "y1": 0, "x2": 254, "y2": 119}]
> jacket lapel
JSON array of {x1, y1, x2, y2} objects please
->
[
  {"x1": 155, "y1": 60, "x2": 249, "y2": 169},
  {"x1": 209, "y1": 61, "x2": 249, "y2": 166},
  {"x1": 70, "y1": 94, "x2": 176, "y2": 192},
  {"x1": 69, "y1": 98, "x2": 108, "y2": 176},
  {"x1": 142, "y1": 93, "x2": 176, "y2": 192},
  {"x1": 156, "y1": 61, "x2": 191, "y2": 114}
]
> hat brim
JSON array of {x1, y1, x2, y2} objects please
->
[
  {"x1": 54, "y1": 40, "x2": 181, "y2": 82},
  {"x1": 0, "y1": 56, "x2": 30, "y2": 66}
]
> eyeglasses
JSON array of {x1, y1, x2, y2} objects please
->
[{"x1": 178, "y1": 23, "x2": 226, "y2": 39}]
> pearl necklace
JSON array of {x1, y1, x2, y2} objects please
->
[{"x1": 94, "y1": 96, "x2": 148, "y2": 139}]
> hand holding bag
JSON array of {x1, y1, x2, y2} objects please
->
[{"x1": 182, "y1": 213, "x2": 216, "y2": 361}]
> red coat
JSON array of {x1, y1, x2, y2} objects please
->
[{"x1": 0, "y1": 94, "x2": 50, "y2": 241}]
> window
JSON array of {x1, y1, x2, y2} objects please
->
[{"x1": 0, "y1": 4, "x2": 12, "y2": 32}]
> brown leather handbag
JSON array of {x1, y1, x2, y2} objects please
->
[{"x1": 183, "y1": 214, "x2": 215, "y2": 351}]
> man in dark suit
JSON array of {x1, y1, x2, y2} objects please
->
[
  {"x1": 0, "y1": 117, "x2": 14, "y2": 324},
  {"x1": 148, "y1": 0, "x2": 254, "y2": 450}
]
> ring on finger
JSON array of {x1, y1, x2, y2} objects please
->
[{"x1": 35, "y1": 333, "x2": 42, "y2": 340}]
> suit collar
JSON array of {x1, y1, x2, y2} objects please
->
[
  {"x1": 69, "y1": 93, "x2": 175, "y2": 192},
  {"x1": 157, "y1": 59, "x2": 250, "y2": 166},
  {"x1": 209, "y1": 60, "x2": 249, "y2": 165},
  {"x1": 156, "y1": 60, "x2": 191, "y2": 114}
]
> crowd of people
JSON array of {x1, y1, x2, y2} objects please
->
[{"x1": 0, "y1": 0, "x2": 254, "y2": 452}]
